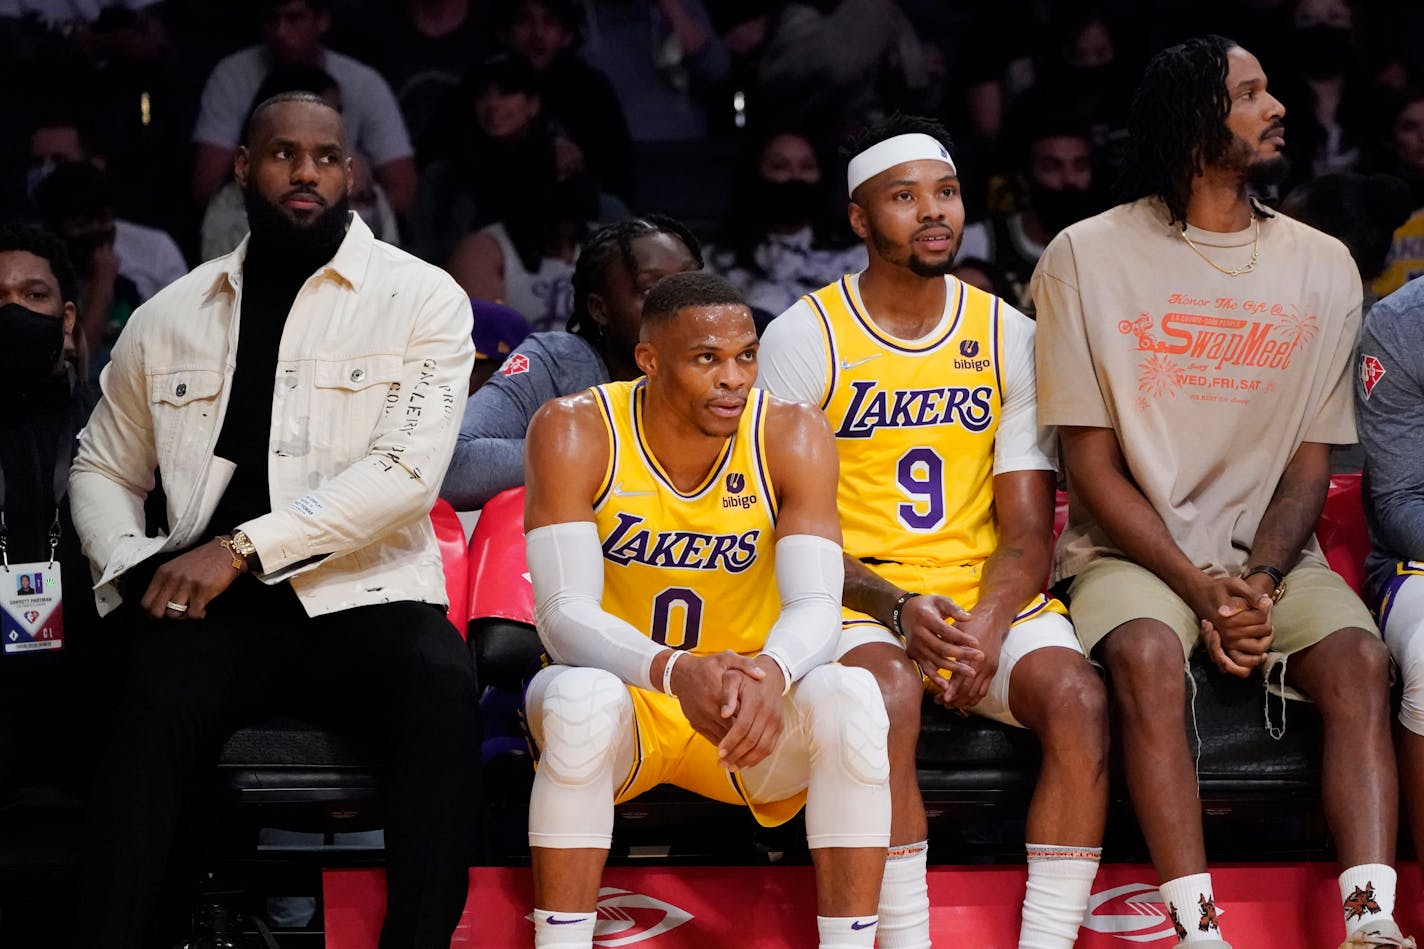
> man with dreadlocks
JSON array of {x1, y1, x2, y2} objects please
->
[
  {"x1": 440, "y1": 215, "x2": 702, "y2": 510},
  {"x1": 1033, "y1": 35, "x2": 1411, "y2": 949}
]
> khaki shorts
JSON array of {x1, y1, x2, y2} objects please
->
[{"x1": 1067, "y1": 557, "x2": 1378, "y2": 662}]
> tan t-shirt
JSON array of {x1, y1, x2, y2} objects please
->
[{"x1": 1032, "y1": 197, "x2": 1360, "y2": 582}]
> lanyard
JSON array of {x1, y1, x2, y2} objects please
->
[{"x1": 0, "y1": 403, "x2": 78, "y2": 569}]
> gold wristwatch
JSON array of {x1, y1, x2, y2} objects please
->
[{"x1": 218, "y1": 530, "x2": 261, "y2": 573}]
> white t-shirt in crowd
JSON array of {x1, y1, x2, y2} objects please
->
[{"x1": 192, "y1": 45, "x2": 413, "y2": 167}]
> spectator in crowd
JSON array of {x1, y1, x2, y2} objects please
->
[
  {"x1": 522, "y1": 271, "x2": 889, "y2": 949},
  {"x1": 70, "y1": 93, "x2": 477, "y2": 949},
  {"x1": 1356, "y1": 274, "x2": 1424, "y2": 883},
  {"x1": 578, "y1": 0, "x2": 730, "y2": 144},
  {"x1": 761, "y1": 114, "x2": 1109, "y2": 949},
  {"x1": 199, "y1": 63, "x2": 401, "y2": 259},
  {"x1": 1281, "y1": 171, "x2": 1412, "y2": 472},
  {"x1": 26, "y1": 115, "x2": 187, "y2": 302},
  {"x1": 494, "y1": 0, "x2": 634, "y2": 202},
  {"x1": 1282, "y1": 171, "x2": 1412, "y2": 311},
  {"x1": 441, "y1": 215, "x2": 701, "y2": 511},
  {"x1": 412, "y1": 54, "x2": 621, "y2": 269},
  {"x1": 751, "y1": 0, "x2": 928, "y2": 134},
  {"x1": 951, "y1": 255, "x2": 1017, "y2": 301},
  {"x1": 1034, "y1": 36, "x2": 1411, "y2": 949},
  {"x1": 33, "y1": 161, "x2": 186, "y2": 376},
  {"x1": 959, "y1": 115, "x2": 1105, "y2": 310},
  {"x1": 707, "y1": 127, "x2": 865, "y2": 318},
  {"x1": 333, "y1": 0, "x2": 491, "y2": 159},
  {"x1": 0, "y1": 221, "x2": 105, "y2": 947},
  {"x1": 1273, "y1": 0, "x2": 1374, "y2": 192},
  {"x1": 0, "y1": 223, "x2": 100, "y2": 794},
  {"x1": 190, "y1": 0, "x2": 418, "y2": 215},
  {"x1": 439, "y1": 56, "x2": 608, "y2": 331},
  {"x1": 1368, "y1": 87, "x2": 1424, "y2": 298}
]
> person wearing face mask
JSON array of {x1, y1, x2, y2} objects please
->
[
  {"x1": 1273, "y1": 0, "x2": 1372, "y2": 193},
  {"x1": 959, "y1": 115, "x2": 1105, "y2": 311},
  {"x1": 0, "y1": 225, "x2": 103, "y2": 897},
  {"x1": 707, "y1": 128, "x2": 866, "y2": 319}
]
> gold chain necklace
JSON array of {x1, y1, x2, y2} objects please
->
[{"x1": 1179, "y1": 215, "x2": 1260, "y2": 276}]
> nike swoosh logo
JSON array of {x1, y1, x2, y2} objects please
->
[
  {"x1": 611, "y1": 482, "x2": 655, "y2": 498},
  {"x1": 840, "y1": 354, "x2": 883, "y2": 370},
  {"x1": 546, "y1": 916, "x2": 587, "y2": 925},
  {"x1": 851, "y1": 919, "x2": 877, "y2": 930}
]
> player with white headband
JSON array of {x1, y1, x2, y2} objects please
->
[{"x1": 759, "y1": 114, "x2": 1111, "y2": 949}]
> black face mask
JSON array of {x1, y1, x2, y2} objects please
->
[
  {"x1": 1291, "y1": 24, "x2": 1354, "y2": 78},
  {"x1": 1029, "y1": 182, "x2": 1104, "y2": 236},
  {"x1": 755, "y1": 179, "x2": 822, "y2": 230},
  {"x1": 0, "y1": 303, "x2": 65, "y2": 388}
]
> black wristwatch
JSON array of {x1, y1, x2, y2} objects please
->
[{"x1": 1242, "y1": 564, "x2": 1287, "y2": 602}]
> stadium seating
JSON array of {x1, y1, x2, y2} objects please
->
[
  {"x1": 468, "y1": 484, "x2": 1358, "y2": 862},
  {"x1": 0, "y1": 501, "x2": 474, "y2": 890}
]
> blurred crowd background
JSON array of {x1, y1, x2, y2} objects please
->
[{"x1": 6, "y1": 0, "x2": 1424, "y2": 379}]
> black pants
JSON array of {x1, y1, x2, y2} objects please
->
[{"x1": 84, "y1": 578, "x2": 479, "y2": 949}]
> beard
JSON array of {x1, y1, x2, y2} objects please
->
[
  {"x1": 243, "y1": 186, "x2": 351, "y2": 255},
  {"x1": 870, "y1": 225, "x2": 959, "y2": 277},
  {"x1": 1246, "y1": 154, "x2": 1291, "y2": 190}
]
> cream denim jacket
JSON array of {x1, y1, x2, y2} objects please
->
[{"x1": 71, "y1": 215, "x2": 474, "y2": 617}]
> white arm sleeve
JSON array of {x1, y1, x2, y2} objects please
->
[
  {"x1": 760, "y1": 534, "x2": 845, "y2": 688},
  {"x1": 994, "y1": 304, "x2": 1057, "y2": 475},
  {"x1": 527, "y1": 521, "x2": 664, "y2": 692},
  {"x1": 756, "y1": 299, "x2": 829, "y2": 405}
]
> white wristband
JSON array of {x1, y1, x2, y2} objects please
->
[
  {"x1": 662, "y1": 649, "x2": 685, "y2": 697},
  {"x1": 760, "y1": 651, "x2": 794, "y2": 696}
]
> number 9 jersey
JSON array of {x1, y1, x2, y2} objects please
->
[
  {"x1": 758, "y1": 273, "x2": 1055, "y2": 573},
  {"x1": 590, "y1": 379, "x2": 782, "y2": 657}
]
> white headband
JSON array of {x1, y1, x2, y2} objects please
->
[{"x1": 846, "y1": 133, "x2": 956, "y2": 197}]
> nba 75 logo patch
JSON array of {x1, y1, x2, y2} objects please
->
[
  {"x1": 499, "y1": 353, "x2": 531, "y2": 376},
  {"x1": 1360, "y1": 354, "x2": 1386, "y2": 399}
]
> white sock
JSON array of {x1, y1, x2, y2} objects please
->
[
  {"x1": 533, "y1": 908, "x2": 596, "y2": 948},
  {"x1": 1019, "y1": 843, "x2": 1102, "y2": 948},
  {"x1": 877, "y1": 840, "x2": 931, "y2": 948},
  {"x1": 1339, "y1": 864, "x2": 1397, "y2": 937},
  {"x1": 818, "y1": 914, "x2": 879, "y2": 948},
  {"x1": 1158, "y1": 873, "x2": 1223, "y2": 943}
]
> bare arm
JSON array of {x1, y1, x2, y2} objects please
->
[
  {"x1": 447, "y1": 230, "x2": 505, "y2": 303},
  {"x1": 193, "y1": 144, "x2": 236, "y2": 207},
  {"x1": 1062, "y1": 424, "x2": 1266, "y2": 675},
  {"x1": 717, "y1": 399, "x2": 845, "y2": 769},
  {"x1": 524, "y1": 396, "x2": 763, "y2": 736},
  {"x1": 1243, "y1": 440, "x2": 1331, "y2": 593},
  {"x1": 374, "y1": 157, "x2": 418, "y2": 217}
]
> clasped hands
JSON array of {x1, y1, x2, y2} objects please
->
[
  {"x1": 900, "y1": 594, "x2": 1003, "y2": 711},
  {"x1": 1193, "y1": 574, "x2": 1276, "y2": 678},
  {"x1": 672, "y1": 650, "x2": 787, "y2": 774}
]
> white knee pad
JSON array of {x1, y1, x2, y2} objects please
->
[
  {"x1": 799, "y1": 664, "x2": 892, "y2": 786},
  {"x1": 526, "y1": 665, "x2": 634, "y2": 850},
  {"x1": 795, "y1": 664, "x2": 891, "y2": 850},
  {"x1": 528, "y1": 665, "x2": 632, "y2": 787},
  {"x1": 1384, "y1": 578, "x2": 1424, "y2": 737}
]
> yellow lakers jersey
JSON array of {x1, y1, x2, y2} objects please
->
[
  {"x1": 591, "y1": 380, "x2": 780, "y2": 657},
  {"x1": 807, "y1": 275, "x2": 1002, "y2": 569}
]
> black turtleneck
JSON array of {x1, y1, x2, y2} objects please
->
[{"x1": 208, "y1": 229, "x2": 343, "y2": 534}]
